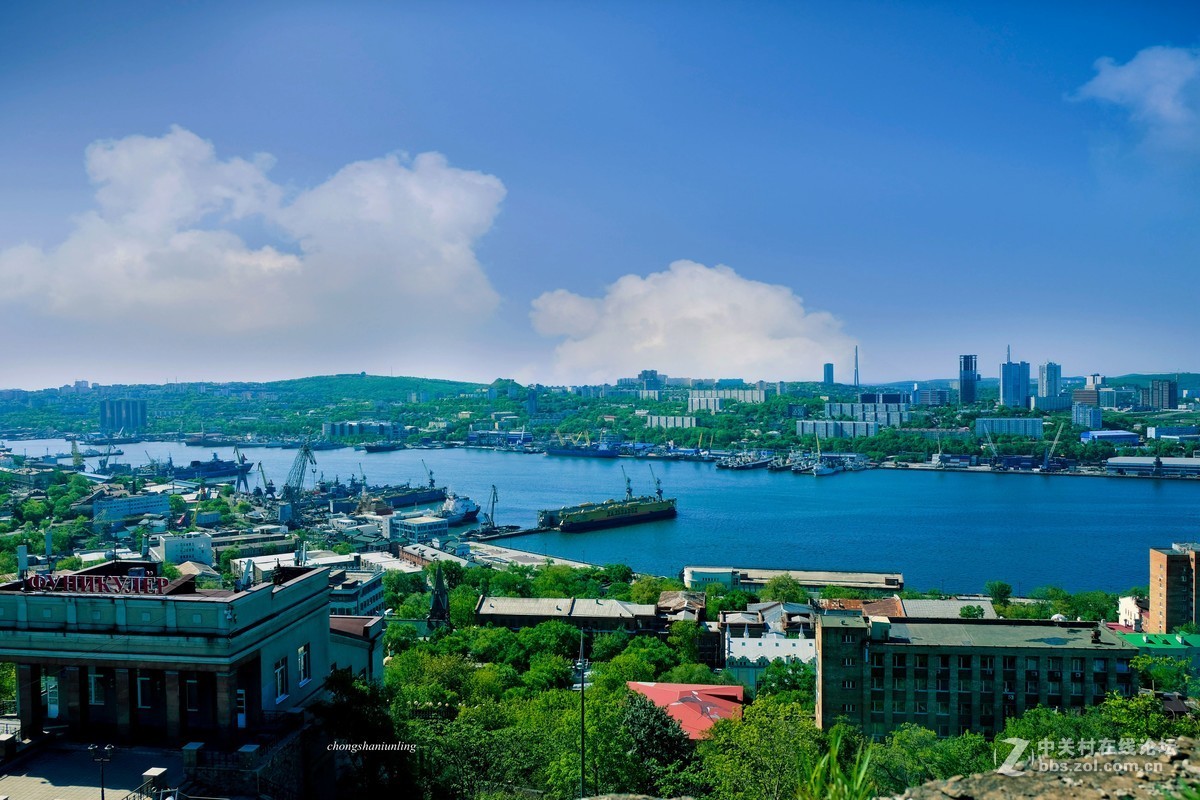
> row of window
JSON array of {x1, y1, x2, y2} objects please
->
[
  {"x1": 84, "y1": 643, "x2": 313, "y2": 711},
  {"x1": 867, "y1": 652, "x2": 1130, "y2": 673},
  {"x1": 852, "y1": 687, "x2": 1132, "y2": 718}
]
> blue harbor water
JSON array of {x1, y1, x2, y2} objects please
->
[{"x1": 12, "y1": 439, "x2": 1200, "y2": 594}]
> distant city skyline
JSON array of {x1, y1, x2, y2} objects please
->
[{"x1": 1, "y1": 4, "x2": 1197, "y2": 388}]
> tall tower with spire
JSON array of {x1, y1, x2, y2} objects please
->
[{"x1": 428, "y1": 562, "x2": 450, "y2": 629}]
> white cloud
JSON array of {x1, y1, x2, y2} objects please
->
[
  {"x1": 530, "y1": 260, "x2": 856, "y2": 383},
  {"x1": 1074, "y1": 46, "x2": 1200, "y2": 153},
  {"x1": 0, "y1": 127, "x2": 504, "y2": 376}
]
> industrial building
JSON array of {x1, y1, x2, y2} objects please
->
[
  {"x1": 1080, "y1": 430, "x2": 1139, "y2": 446},
  {"x1": 1107, "y1": 457, "x2": 1200, "y2": 477},
  {"x1": 682, "y1": 565, "x2": 903, "y2": 593}
]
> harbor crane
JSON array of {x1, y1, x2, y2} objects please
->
[
  {"x1": 283, "y1": 442, "x2": 316, "y2": 503},
  {"x1": 71, "y1": 440, "x2": 84, "y2": 470},
  {"x1": 234, "y1": 446, "x2": 250, "y2": 494},
  {"x1": 649, "y1": 464, "x2": 663, "y2": 501},
  {"x1": 257, "y1": 462, "x2": 275, "y2": 497},
  {"x1": 1043, "y1": 422, "x2": 1065, "y2": 472},
  {"x1": 621, "y1": 465, "x2": 632, "y2": 501},
  {"x1": 421, "y1": 459, "x2": 436, "y2": 490},
  {"x1": 982, "y1": 426, "x2": 999, "y2": 467}
]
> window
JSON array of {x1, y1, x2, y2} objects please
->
[
  {"x1": 842, "y1": 657, "x2": 855, "y2": 667},
  {"x1": 842, "y1": 703, "x2": 856, "y2": 713},
  {"x1": 1002, "y1": 656, "x2": 1017, "y2": 671},
  {"x1": 1071, "y1": 681, "x2": 1083, "y2": 695},
  {"x1": 137, "y1": 675, "x2": 153, "y2": 709},
  {"x1": 186, "y1": 679, "x2": 200, "y2": 712},
  {"x1": 298, "y1": 644, "x2": 311, "y2": 686},
  {"x1": 1116, "y1": 659, "x2": 1131, "y2": 674},
  {"x1": 870, "y1": 653, "x2": 884, "y2": 667},
  {"x1": 936, "y1": 700, "x2": 949, "y2": 715},
  {"x1": 938, "y1": 655, "x2": 951, "y2": 669},
  {"x1": 1071, "y1": 658, "x2": 1084, "y2": 672},
  {"x1": 871, "y1": 677, "x2": 884, "y2": 690},
  {"x1": 915, "y1": 654, "x2": 928, "y2": 669},
  {"x1": 88, "y1": 671, "x2": 106, "y2": 706},
  {"x1": 892, "y1": 654, "x2": 906, "y2": 668},
  {"x1": 980, "y1": 656, "x2": 994, "y2": 671},
  {"x1": 1093, "y1": 658, "x2": 1107, "y2": 673},
  {"x1": 842, "y1": 633, "x2": 856, "y2": 643},
  {"x1": 958, "y1": 655, "x2": 972, "y2": 669},
  {"x1": 274, "y1": 657, "x2": 289, "y2": 702},
  {"x1": 1048, "y1": 657, "x2": 1063, "y2": 670},
  {"x1": 1025, "y1": 657, "x2": 1039, "y2": 671},
  {"x1": 1025, "y1": 681, "x2": 1038, "y2": 694},
  {"x1": 915, "y1": 700, "x2": 928, "y2": 714},
  {"x1": 914, "y1": 676, "x2": 927, "y2": 691},
  {"x1": 871, "y1": 700, "x2": 884, "y2": 713},
  {"x1": 842, "y1": 679, "x2": 856, "y2": 689}
]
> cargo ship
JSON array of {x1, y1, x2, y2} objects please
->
[
  {"x1": 363, "y1": 441, "x2": 405, "y2": 453},
  {"x1": 538, "y1": 468, "x2": 677, "y2": 532}
]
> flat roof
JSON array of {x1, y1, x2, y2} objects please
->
[
  {"x1": 685, "y1": 565, "x2": 903, "y2": 589},
  {"x1": 1109, "y1": 457, "x2": 1200, "y2": 465},
  {"x1": 477, "y1": 596, "x2": 573, "y2": 617},
  {"x1": 1121, "y1": 632, "x2": 1200, "y2": 650},
  {"x1": 884, "y1": 619, "x2": 1135, "y2": 650}
]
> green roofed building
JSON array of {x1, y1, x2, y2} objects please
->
[{"x1": 1119, "y1": 630, "x2": 1200, "y2": 671}]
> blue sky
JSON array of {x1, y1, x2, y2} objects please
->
[{"x1": 1, "y1": 2, "x2": 1197, "y2": 388}]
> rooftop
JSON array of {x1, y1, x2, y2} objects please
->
[
  {"x1": 882, "y1": 619, "x2": 1136, "y2": 650},
  {"x1": 627, "y1": 682, "x2": 744, "y2": 739}
]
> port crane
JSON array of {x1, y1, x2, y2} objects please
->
[
  {"x1": 421, "y1": 459, "x2": 436, "y2": 489},
  {"x1": 620, "y1": 465, "x2": 633, "y2": 501},
  {"x1": 649, "y1": 464, "x2": 663, "y2": 500},
  {"x1": 71, "y1": 440, "x2": 84, "y2": 470},
  {"x1": 1042, "y1": 422, "x2": 1065, "y2": 472},
  {"x1": 982, "y1": 427, "x2": 999, "y2": 468},
  {"x1": 283, "y1": 442, "x2": 316, "y2": 503},
  {"x1": 234, "y1": 446, "x2": 250, "y2": 494},
  {"x1": 257, "y1": 462, "x2": 275, "y2": 497}
]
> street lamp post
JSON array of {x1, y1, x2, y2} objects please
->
[
  {"x1": 576, "y1": 628, "x2": 588, "y2": 800},
  {"x1": 89, "y1": 743, "x2": 115, "y2": 800}
]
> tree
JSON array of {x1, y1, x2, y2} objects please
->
[
  {"x1": 516, "y1": 619, "x2": 580, "y2": 663},
  {"x1": 1131, "y1": 654, "x2": 1191, "y2": 694},
  {"x1": 985, "y1": 580, "x2": 1013, "y2": 605},
  {"x1": 754, "y1": 659, "x2": 816, "y2": 706},
  {"x1": 959, "y1": 605, "x2": 985, "y2": 619},
  {"x1": 667, "y1": 620, "x2": 702, "y2": 664},
  {"x1": 591, "y1": 630, "x2": 632, "y2": 661},
  {"x1": 699, "y1": 695, "x2": 827, "y2": 800},
  {"x1": 167, "y1": 494, "x2": 187, "y2": 516},
  {"x1": 218, "y1": 546, "x2": 241, "y2": 576},
  {"x1": 631, "y1": 575, "x2": 685, "y2": 604},
  {"x1": 760, "y1": 574, "x2": 806, "y2": 603},
  {"x1": 622, "y1": 692, "x2": 697, "y2": 796},
  {"x1": 311, "y1": 668, "x2": 418, "y2": 797}
]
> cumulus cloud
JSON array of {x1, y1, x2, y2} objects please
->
[
  {"x1": 1074, "y1": 45, "x2": 1200, "y2": 154},
  {"x1": 530, "y1": 261, "x2": 856, "y2": 383},
  {"x1": 0, "y1": 126, "x2": 504, "y2": 376}
]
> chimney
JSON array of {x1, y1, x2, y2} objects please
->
[{"x1": 1133, "y1": 617, "x2": 1142, "y2": 633}]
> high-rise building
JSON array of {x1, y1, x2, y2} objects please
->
[
  {"x1": 1143, "y1": 380, "x2": 1179, "y2": 411},
  {"x1": 1149, "y1": 544, "x2": 1200, "y2": 633},
  {"x1": 1072, "y1": 403, "x2": 1103, "y2": 429},
  {"x1": 958, "y1": 355, "x2": 978, "y2": 405},
  {"x1": 1038, "y1": 362, "x2": 1061, "y2": 398},
  {"x1": 999, "y1": 357, "x2": 1030, "y2": 408},
  {"x1": 823, "y1": 363, "x2": 834, "y2": 386}
]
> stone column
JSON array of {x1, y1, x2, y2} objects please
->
[
  {"x1": 16, "y1": 663, "x2": 42, "y2": 738},
  {"x1": 164, "y1": 670, "x2": 181, "y2": 741},
  {"x1": 115, "y1": 668, "x2": 132, "y2": 739},
  {"x1": 215, "y1": 671, "x2": 238, "y2": 739},
  {"x1": 64, "y1": 666, "x2": 83, "y2": 734}
]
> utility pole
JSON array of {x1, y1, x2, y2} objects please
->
[{"x1": 578, "y1": 628, "x2": 586, "y2": 799}]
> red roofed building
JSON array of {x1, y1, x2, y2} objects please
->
[{"x1": 626, "y1": 682, "x2": 744, "y2": 739}]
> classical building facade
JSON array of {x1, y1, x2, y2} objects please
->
[{"x1": 0, "y1": 561, "x2": 332, "y2": 746}]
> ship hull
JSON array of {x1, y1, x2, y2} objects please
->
[
  {"x1": 545, "y1": 447, "x2": 620, "y2": 458},
  {"x1": 558, "y1": 504, "x2": 677, "y2": 532},
  {"x1": 385, "y1": 488, "x2": 447, "y2": 508}
]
